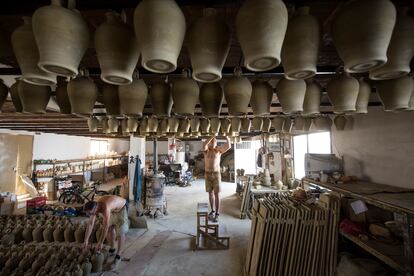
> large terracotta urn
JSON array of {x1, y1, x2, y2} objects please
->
[
  {"x1": 252, "y1": 117, "x2": 263, "y2": 131},
  {"x1": 11, "y1": 17, "x2": 56, "y2": 85},
  {"x1": 172, "y1": 69, "x2": 199, "y2": 115},
  {"x1": 236, "y1": 0, "x2": 288, "y2": 71},
  {"x1": 250, "y1": 80, "x2": 273, "y2": 116},
  {"x1": 127, "y1": 117, "x2": 139, "y2": 133},
  {"x1": 326, "y1": 71, "x2": 359, "y2": 113},
  {"x1": 55, "y1": 78, "x2": 71, "y2": 114},
  {"x1": 272, "y1": 117, "x2": 284, "y2": 132},
  {"x1": 199, "y1": 82, "x2": 223, "y2": 117},
  {"x1": 376, "y1": 76, "x2": 413, "y2": 111},
  {"x1": 355, "y1": 79, "x2": 371, "y2": 114},
  {"x1": 281, "y1": 6, "x2": 320, "y2": 80},
  {"x1": 87, "y1": 117, "x2": 98, "y2": 132},
  {"x1": 209, "y1": 118, "x2": 221, "y2": 135},
  {"x1": 150, "y1": 82, "x2": 173, "y2": 117},
  {"x1": 32, "y1": 0, "x2": 90, "y2": 77},
  {"x1": 95, "y1": 12, "x2": 140, "y2": 85},
  {"x1": 0, "y1": 80, "x2": 8, "y2": 111},
  {"x1": 187, "y1": 8, "x2": 231, "y2": 82},
  {"x1": 200, "y1": 118, "x2": 211, "y2": 135},
  {"x1": 275, "y1": 78, "x2": 306, "y2": 114},
  {"x1": 220, "y1": 118, "x2": 231, "y2": 135},
  {"x1": 224, "y1": 68, "x2": 252, "y2": 116},
  {"x1": 241, "y1": 118, "x2": 251, "y2": 133},
  {"x1": 134, "y1": 0, "x2": 186, "y2": 73},
  {"x1": 370, "y1": 8, "x2": 414, "y2": 80},
  {"x1": 334, "y1": 115, "x2": 347, "y2": 131},
  {"x1": 302, "y1": 81, "x2": 321, "y2": 116},
  {"x1": 67, "y1": 71, "x2": 98, "y2": 115},
  {"x1": 331, "y1": 0, "x2": 396, "y2": 73},
  {"x1": 102, "y1": 84, "x2": 120, "y2": 116},
  {"x1": 118, "y1": 74, "x2": 148, "y2": 117},
  {"x1": 18, "y1": 81, "x2": 51, "y2": 114},
  {"x1": 314, "y1": 116, "x2": 332, "y2": 131},
  {"x1": 10, "y1": 79, "x2": 23, "y2": 112}
]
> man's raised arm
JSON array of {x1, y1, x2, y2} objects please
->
[
  {"x1": 203, "y1": 136, "x2": 215, "y2": 151},
  {"x1": 218, "y1": 137, "x2": 231, "y2": 153}
]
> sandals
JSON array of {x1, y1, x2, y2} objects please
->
[{"x1": 208, "y1": 210, "x2": 215, "y2": 221}]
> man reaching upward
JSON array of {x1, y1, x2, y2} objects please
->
[{"x1": 203, "y1": 136, "x2": 231, "y2": 222}]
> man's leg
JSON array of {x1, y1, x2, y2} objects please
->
[
  {"x1": 107, "y1": 226, "x2": 116, "y2": 255},
  {"x1": 208, "y1": 191, "x2": 215, "y2": 212},
  {"x1": 116, "y1": 233, "x2": 125, "y2": 256},
  {"x1": 214, "y1": 190, "x2": 220, "y2": 215}
]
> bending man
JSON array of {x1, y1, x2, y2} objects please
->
[
  {"x1": 83, "y1": 195, "x2": 129, "y2": 268},
  {"x1": 203, "y1": 136, "x2": 231, "y2": 222}
]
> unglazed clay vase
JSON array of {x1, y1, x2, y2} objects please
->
[
  {"x1": 95, "y1": 12, "x2": 140, "y2": 85},
  {"x1": 209, "y1": 117, "x2": 221, "y2": 135},
  {"x1": 102, "y1": 84, "x2": 120, "y2": 116},
  {"x1": 230, "y1": 117, "x2": 241, "y2": 134},
  {"x1": 331, "y1": 0, "x2": 396, "y2": 73},
  {"x1": 250, "y1": 80, "x2": 273, "y2": 115},
  {"x1": 42, "y1": 224, "x2": 54, "y2": 242},
  {"x1": 139, "y1": 117, "x2": 149, "y2": 135},
  {"x1": 118, "y1": 74, "x2": 148, "y2": 117},
  {"x1": 167, "y1": 117, "x2": 179, "y2": 133},
  {"x1": 55, "y1": 78, "x2": 71, "y2": 114},
  {"x1": 18, "y1": 81, "x2": 51, "y2": 114},
  {"x1": 370, "y1": 8, "x2": 414, "y2": 80},
  {"x1": 52, "y1": 225, "x2": 64, "y2": 242},
  {"x1": 64, "y1": 224, "x2": 75, "y2": 243},
  {"x1": 303, "y1": 81, "x2": 321, "y2": 116},
  {"x1": 178, "y1": 118, "x2": 190, "y2": 134},
  {"x1": 314, "y1": 116, "x2": 332, "y2": 131},
  {"x1": 190, "y1": 118, "x2": 200, "y2": 134},
  {"x1": 67, "y1": 71, "x2": 98, "y2": 115},
  {"x1": 150, "y1": 82, "x2": 173, "y2": 117},
  {"x1": 294, "y1": 117, "x2": 306, "y2": 131},
  {"x1": 252, "y1": 117, "x2": 263, "y2": 131},
  {"x1": 282, "y1": 118, "x2": 293, "y2": 133},
  {"x1": 275, "y1": 78, "x2": 306, "y2": 114},
  {"x1": 82, "y1": 259, "x2": 92, "y2": 276},
  {"x1": 74, "y1": 224, "x2": 85, "y2": 243},
  {"x1": 172, "y1": 69, "x2": 199, "y2": 115},
  {"x1": 147, "y1": 117, "x2": 158, "y2": 133},
  {"x1": 220, "y1": 118, "x2": 231, "y2": 135},
  {"x1": 11, "y1": 17, "x2": 56, "y2": 85},
  {"x1": 0, "y1": 80, "x2": 8, "y2": 110},
  {"x1": 304, "y1": 118, "x2": 312, "y2": 132},
  {"x1": 108, "y1": 118, "x2": 119, "y2": 133},
  {"x1": 262, "y1": 118, "x2": 271, "y2": 132},
  {"x1": 134, "y1": 0, "x2": 186, "y2": 73},
  {"x1": 87, "y1": 117, "x2": 99, "y2": 132},
  {"x1": 127, "y1": 117, "x2": 139, "y2": 133},
  {"x1": 281, "y1": 6, "x2": 320, "y2": 80},
  {"x1": 272, "y1": 117, "x2": 284, "y2": 132},
  {"x1": 102, "y1": 118, "x2": 110, "y2": 134},
  {"x1": 224, "y1": 68, "x2": 252, "y2": 116},
  {"x1": 236, "y1": 0, "x2": 288, "y2": 71},
  {"x1": 158, "y1": 118, "x2": 168, "y2": 134},
  {"x1": 199, "y1": 82, "x2": 223, "y2": 117},
  {"x1": 200, "y1": 118, "x2": 210, "y2": 135},
  {"x1": 334, "y1": 115, "x2": 347, "y2": 131},
  {"x1": 327, "y1": 71, "x2": 359, "y2": 113},
  {"x1": 122, "y1": 119, "x2": 130, "y2": 135},
  {"x1": 241, "y1": 118, "x2": 251, "y2": 133},
  {"x1": 32, "y1": 0, "x2": 90, "y2": 77},
  {"x1": 10, "y1": 79, "x2": 23, "y2": 112},
  {"x1": 376, "y1": 76, "x2": 413, "y2": 111},
  {"x1": 355, "y1": 79, "x2": 371, "y2": 114},
  {"x1": 187, "y1": 8, "x2": 231, "y2": 82},
  {"x1": 32, "y1": 224, "x2": 44, "y2": 242},
  {"x1": 91, "y1": 251, "x2": 104, "y2": 273}
]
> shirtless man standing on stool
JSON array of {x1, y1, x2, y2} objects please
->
[{"x1": 203, "y1": 136, "x2": 231, "y2": 222}]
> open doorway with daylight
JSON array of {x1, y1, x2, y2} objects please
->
[{"x1": 293, "y1": 132, "x2": 331, "y2": 179}]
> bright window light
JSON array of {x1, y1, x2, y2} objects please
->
[{"x1": 90, "y1": 140, "x2": 109, "y2": 156}]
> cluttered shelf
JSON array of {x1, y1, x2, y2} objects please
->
[{"x1": 33, "y1": 154, "x2": 128, "y2": 165}]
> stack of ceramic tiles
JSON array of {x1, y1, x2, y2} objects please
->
[{"x1": 245, "y1": 193, "x2": 340, "y2": 276}]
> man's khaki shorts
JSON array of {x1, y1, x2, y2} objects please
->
[
  {"x1": 109, "y1": 206, "x2": 129, "y2": 235},
  {"x1": 205, "y1": 171, "x2": 221, "y2": 193}
]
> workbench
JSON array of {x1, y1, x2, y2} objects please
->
[{"x1": 302, "y1": 178, "x2": 414, "y2": 276}]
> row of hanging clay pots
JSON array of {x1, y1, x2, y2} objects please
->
[{"x1": 0, "y1": 242, "x2": 109, "y2": 275}]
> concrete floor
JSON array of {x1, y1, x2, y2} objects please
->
[{"x1": 107, "y1": 179, "x2": 252, "y2": 276}]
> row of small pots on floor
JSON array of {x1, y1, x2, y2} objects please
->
[{"x1": 9, "y1": 0, "x2": 414, "y2": 88}]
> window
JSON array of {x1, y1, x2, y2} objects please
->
[
  {"x1": 293, "y1": 132, "x2": 331, "y2": 179},
  {"x1": 90, "y1": 139, "x2": 109, "y2": 156}
]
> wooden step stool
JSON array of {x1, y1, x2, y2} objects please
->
[{"x1": 194, "y1": 203, "x2": 230, "y2": 250}]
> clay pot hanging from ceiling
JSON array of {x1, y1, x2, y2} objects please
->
[
  {"x1": 230, "y1": 117, "x2": 241, "y2": 134},
  {"x1": 302, "y1": 81, "x2": 321, "y2": 116},
  {"x1": 281, "y1": 6, "x2": 320, "y2": 80},
  {"x1": 168, "y1": 117, "x2": 179, "y2": 133},
  {"x1": 190, "y1": 118, "x2": 200, "y2": 135},
  {"x1": 11, "y1": 16, "x2": 56, "y2": 86},
  {"x1": 67, "y1": 70, "x2": 98, "y2": 115},
  {"x1": 220, "y1": 118, "x2": 231, "y2": 136},
  {"x1": 118, "y1": 72, "x2": 148, "y2": 117},
  {"x1": 326, "y1": 70, "x2": 359, "y2": 113},
  {"x1": 200, "y1": 118, "x2": 211, "y2": 135},
  {"x1": 370, "y1": 8, "x2": 414, "y2": 80},
  {"x1": 252, "y1": 117, "x2": 263, "y2": 131},
  {"x1": 102, "y1": 84, "x2": 120, "y2": 117},
  {"x1": 209, "y1": 117, "x2": 221, "y2": 135},
  {"x1": 10, "y1": 79, "x2": 23, "y2": 112},
  {"x1": 18, "y1": 81, "x2": 51, "y2": 114},
  {"x1": 224, "y1": 68, "x2": 252, "y2": 116},
  {"x1": 32, "y1": 0, "x2": 90, "y2": 77},
  {"x1": 376, "y1": 76, "x2": 413, "y2": 111},
  {"x1": 241, "y1": 118, "x2": 251, "y2": 133},
  {"x1": 134, "y1": 0, "x2": 186, "y2": 73},
  {"x1": 355, "y1": 79, "x2": 371, "y2": 114},
  {"x1": 199, "y1": 82, "x2": 223, "y2": 117},
  {"x1": 55, "y1": 78, "x2": 71, "y2": 114},
  {"x1": 187, "y1": 8, "x2": 231, "y2": 83},
  {"x1": 108, "y1": 118, "x2": 119, "y2": 133},
  {"x1": 147, "y1": 117, "x2": 158, "y2": 133},
  {"x1": 304, "y1": 118, "x2": 312, "y2": 132},
  {"x1": 275, "y1": 78, "x2": 306, "y2": 114},
  {"x1": 334, "y1": 115, "x2": 347, "y2": 131},
  {"x1": 250, "y1": 80, "x2": 273, "y2": 116},
  {"x1": 314, "y1": 116, "x2": 332, "y2": 131},
  {"x1": 102, "y1": 118, "x2": 109, "y2": 134},
  {"x1": 150, "y1": 82, "x2": 173, "y2": 117},
  {"x1": 159, "y1": 118, "x2": 169, "y2": 134},
  {"x1": 95, "y1": 11, "x2": 140, "y2": 85},
  {"x1": 262, "y1": 118, "x2": 271, "y2": 133},
  {"x1": 87, "y1": 117, "x2": 99, "y2": 132},
  {"x1": 272, "y1": 117, "x2": 284, "y2": 132},
  {"x1": 331, "y1": 0, "x2": 396, "y2": 73},
  {"x1": 172, "y1": 69, "x2": 199, "y2": 115},
  {"x1": 236, "y1": 0, "x2": 288, "y2": 71},
  {"x1": 294, "y1": 117, "x2": 306, "y2": 132},
  {"x1": 282, "y1": 118, "x2": 293, "y2": 133},
  {"x1": 127, "y1": 117, "x2": 139, "y2": 133},
  {"x1": 139, "y1": 117, "x2": 149, "y2": 135},
  {"x1": 0, "y1": 80, "x2": 8, "y2": 111},
  {"x1": 178, "y1": 118, "x2": 190, "y2": 134},
  {"x1": 121, "y1": 118, "x2": 130, "y2": 136}
]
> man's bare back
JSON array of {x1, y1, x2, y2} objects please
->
[{"x1": 96, "y1": 195, "x2": 126, "y2": 216}]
